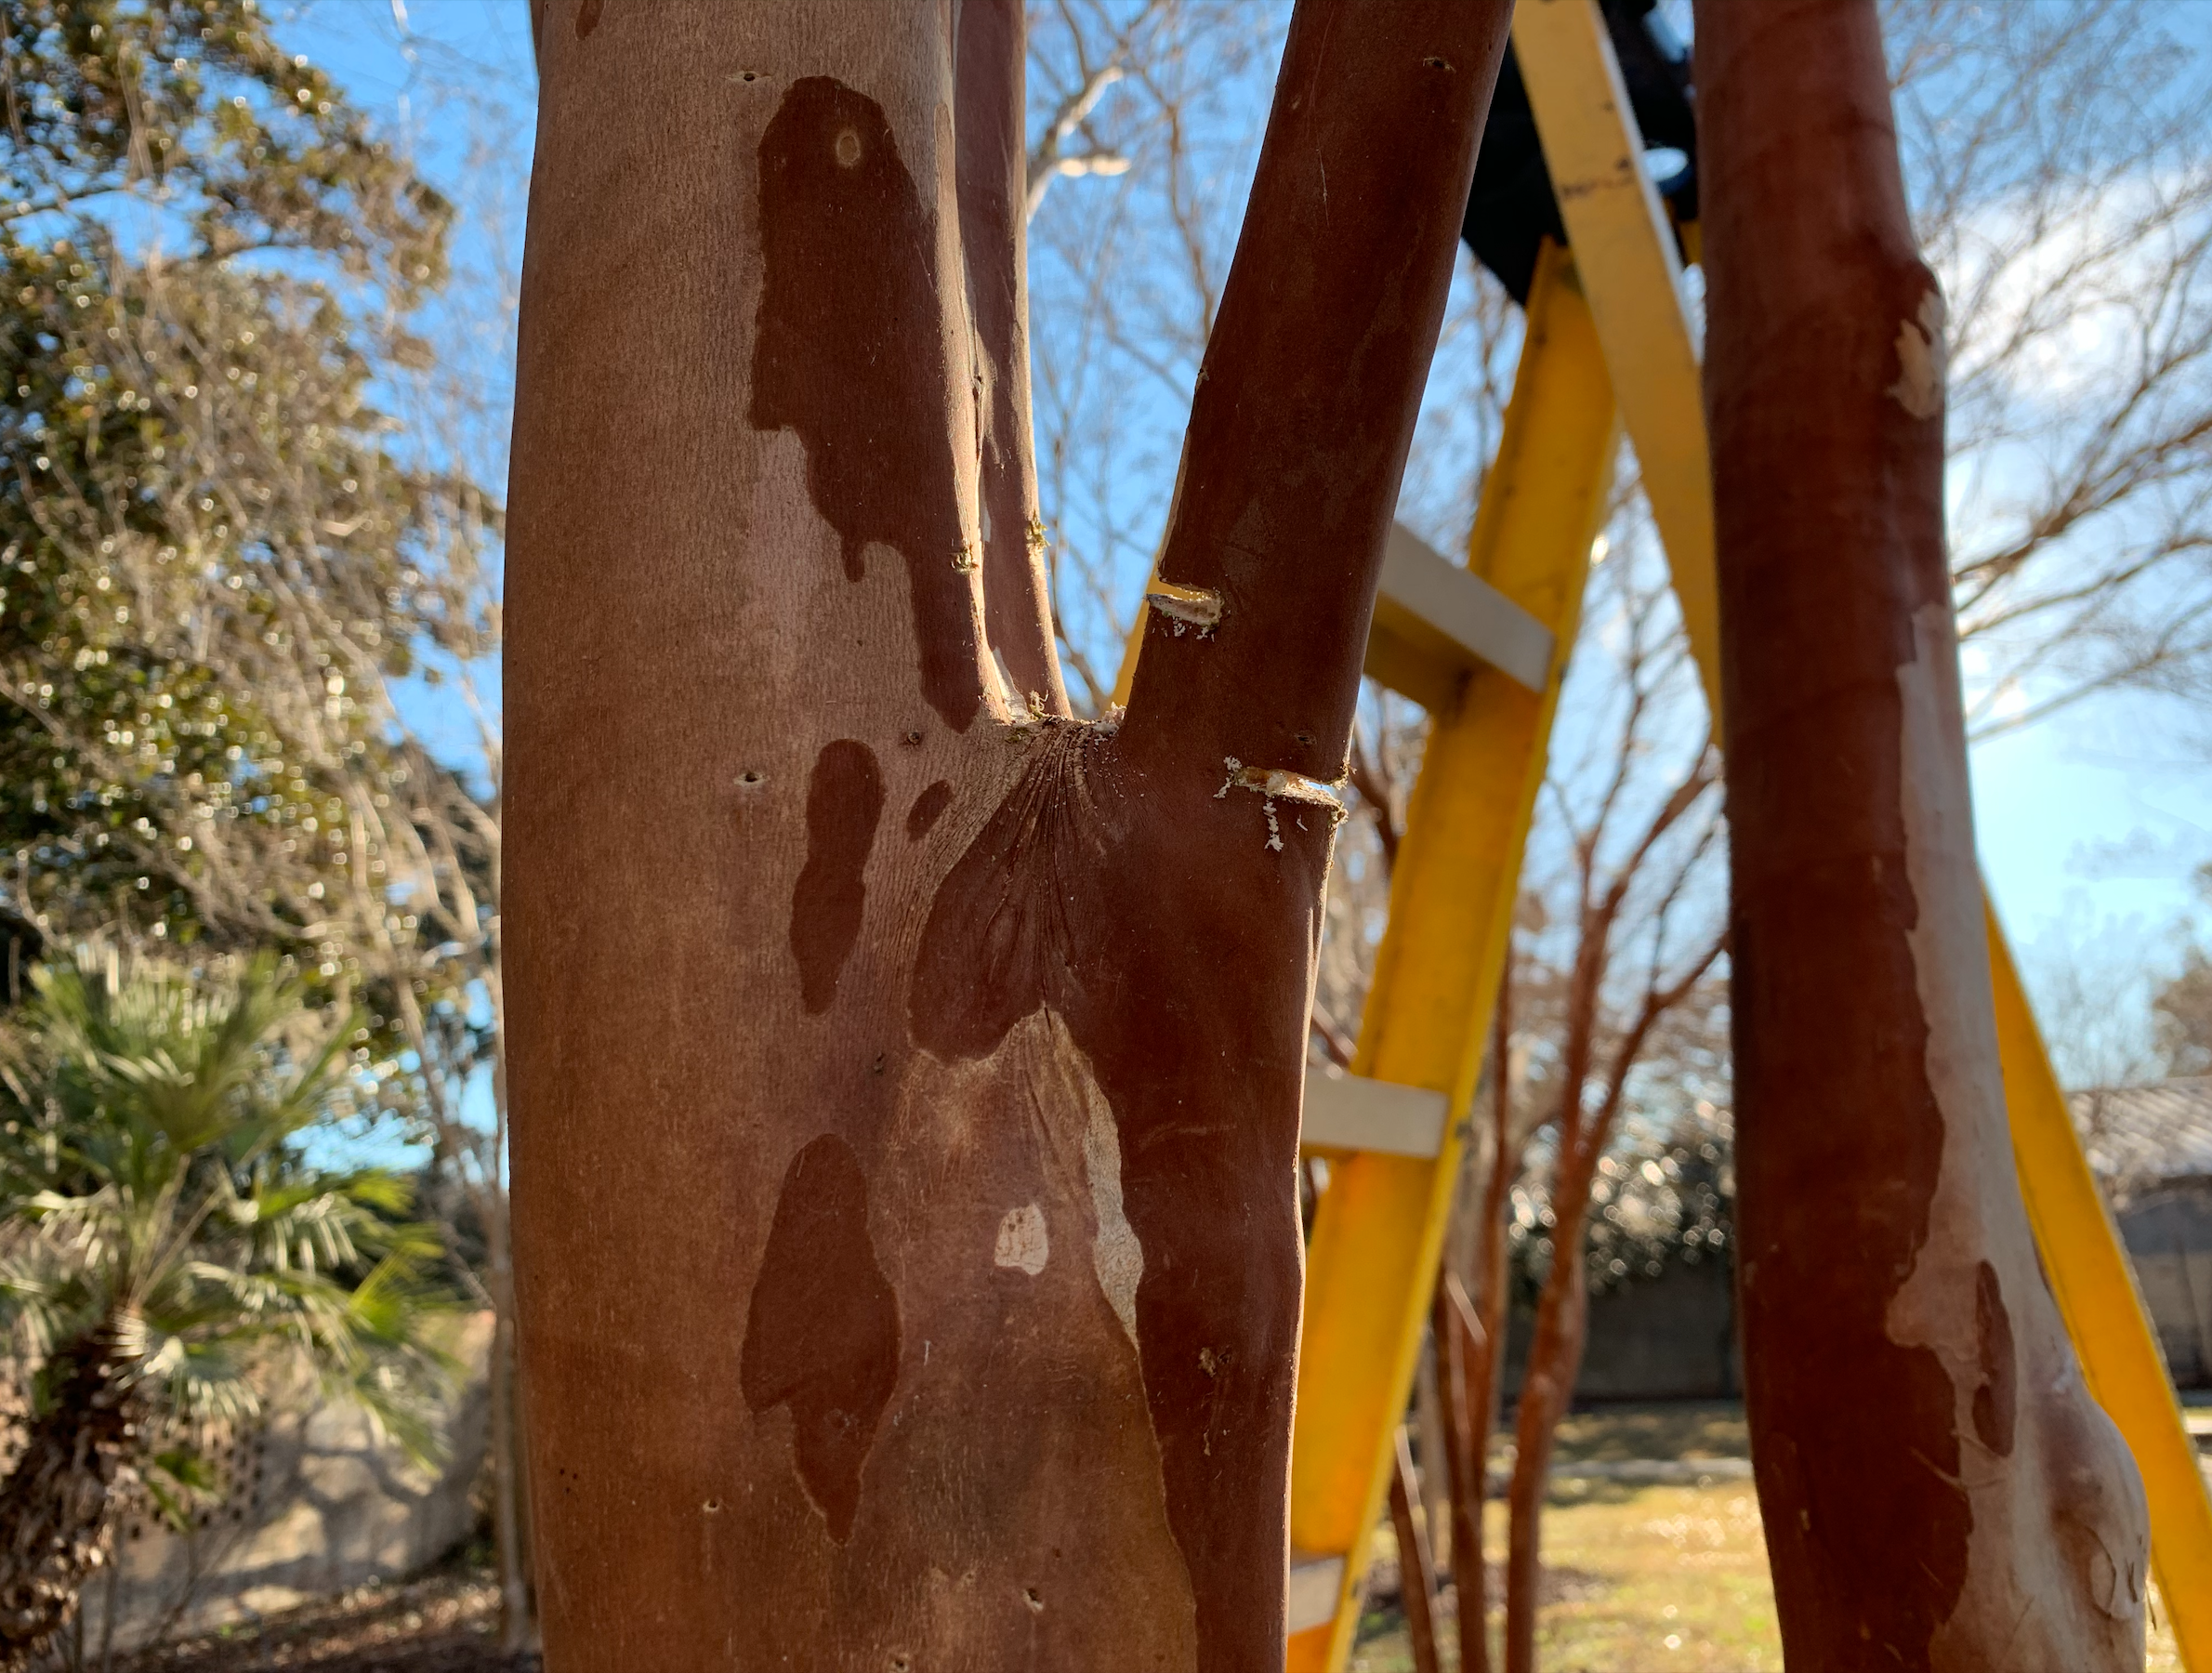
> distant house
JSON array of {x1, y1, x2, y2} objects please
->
[
  {"x1": 1509, "y1": 1077, "x2": 2212, "y2": 1407},
  {"x1": 2076, "y1": 1077, "x2": 2212, "y2": 1390}
]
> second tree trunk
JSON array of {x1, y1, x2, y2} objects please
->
[{"x1": 1698, "y1": 1, "x2": 2151, "y2": 1665}]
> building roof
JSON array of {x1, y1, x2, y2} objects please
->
[{"x1": 2072, "y1": 1078, "x2": 2212, "y2": 1189}]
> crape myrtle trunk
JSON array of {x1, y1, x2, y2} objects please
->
[
  {"x1": 1697, "y1": 2, "x2": 2151, "y2": 1666},
  {"x1": 505, "y1": 3, "x2": 1511, "y2": 1667}
]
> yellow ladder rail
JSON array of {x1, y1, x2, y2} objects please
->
[{"x1": 1287, "y1": 244, "x2": 1619, "y2": 1672}]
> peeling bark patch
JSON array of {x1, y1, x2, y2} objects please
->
[
  {"x1": 1971, "y1": 1259, "x2": 2017, "y2": 1456},
  {"x1": 1084, "y1": 1095, "x2": 1142, "y2": 1345},
  {"x1": 740, "y1": 1135, "x2": 900, "y2": 1543},
  {"x1": 749, "y1": 76, "x2": 982, "y2": 731},
  {"x1": 1888, "y1": 289, "x2": 1947, "y2": 421},
  {"x1": 910, "y1": 719, "x2": 1315, "y2": 1665},
  {"x1": 789, "y1": 741, "x2": 884, "y2": 1012},
  {"x1": 994, "y1": 1203, "x2": 1049, "y2": 1274},
  {"x1": 905, "y1": 779, "x2": 954, "y2": 840},
  {"x1": 573, "y1": 0, "x2": 600, "y2": 38}
]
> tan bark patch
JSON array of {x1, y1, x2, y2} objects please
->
[
  {"x1": 993, "y1": 1202, "x2": 1049, "y2": 1274},
  {"x1": 857, "y1": 1008, "x2": 1196, "y2": 1669},
  {"x1": 1888, "y1": 289, "x2": 1947, "y2": 421},
  {"x1": 1889, "y1": 602, "x2": 2146, "y2": 1669}
]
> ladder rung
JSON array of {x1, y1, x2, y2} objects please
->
[
  {"x1": 1287, "y1": 1550, "x2": 1347, "y2": 1634},
  {"x1": 1364, "y1": 520, "x2": 1555, "y2": 706},
  {"x1": 1301, "y1": 1064, "x2": 1450, "y2": 1158}
]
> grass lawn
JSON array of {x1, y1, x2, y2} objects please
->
[
  {"x1": 1545, "y1": 1402, "x2": 1748, "y2": 1465},
  {"x1": 1349, "y1": 1481, "x2": 1781, "y2": 1673},
  {"x1": 1348, "y1": 1403, "x2": 2191, "y2": 1672}
]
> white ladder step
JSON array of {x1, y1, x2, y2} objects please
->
[
  {"x1": 1287, "y1": 1549, "x2": 1347, "y2": 1634},
  {"x1": 1366, "y1": 520, "x2": 1555, "y2": 707},
  {"x1": 1301, "y1": 1063, "x2": 1450, "y2": 1159}
]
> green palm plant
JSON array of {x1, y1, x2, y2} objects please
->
[{"x1": 0, "y1": 951, "x2": 453, "y2": 1668}]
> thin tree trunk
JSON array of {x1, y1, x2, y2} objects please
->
[
  {"x1": 1502, "y1": 1139, "x2": 1596, "y2": 1673},
  {"x1": 0, "y1": 1326, "x2": 139, "y2": 1671},
  {"x1": 1450, "y1": 971, "x2": 1518, "y2": 1673},
  {"x1": 1414, "y1": 1335, "x2": 1451, "y2": 1569},
  {"x1": 1435, "y1": 1272, "x2": 1489, "y2": 1673},
  {"x1": 1497, "y1": 936, "x2": 1719, "y2": 1673},
  {"x1": 1699, "y1": 1, "x2": 2150, "y2": 1664},
  {"x1": 955, "y1": 0, "x2": 1065, "y2": 718},
  {"x1": 483, "y1": 1255, "x2": 532, "y2": 1654},
  {"x1": 1389, "y1": 1427, "x2": 1443, "y2": 1673},
  {"x1": 389, "y1": 971, "x2": 533, "y2": 1651},
  {"x1": 481, "y1": 785, "x2": 533, "y2": 1652},
  {"x1": 95, "y1": 1547, "x2": 117, "y2": 1673},
  {"x1": 505, "y1": 2, "x2": 1512, "y2": 1666},
  {"x1": 481, "y1": 944, "x2": 533, "y2": 1653}
]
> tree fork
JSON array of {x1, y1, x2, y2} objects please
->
[
  {"x1": 1697, "y1": 1, "x2": 2151, "y2": 1664},
  {"x1": 505, "y1": 3, "x2": 1509, "y2": 1667}
]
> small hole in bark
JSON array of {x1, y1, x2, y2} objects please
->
[
  {"x1": 835, "y1": 127, "x2": 862, "y2": 167},
  {"x1": 1022, "y1": 1587, "x2": 1044, "y2": 1614},
  {"x1": 902, "y1": 730, "x2": 924, "y2": 746},
  {"x1": 702, "y1": 1498, "x2": 722, "y2": 1513},
  {"x1": 890, "y1": 1658, "x2": 912, "y2": 1673},
  {"x1": 737, "y1": 770, "x2": 765, "y2": 787},
  {"x1": 739, "y1": 71, "x2": 759, "y2": 83},
  {"x1": 870, "y1": 1053, "x2": 886, "y2": 1075},
  {"x1": 1296, "y1": 731, "x2": 1315, "y2": 746},
  {"x1": 1423, "y1": 55, "x2": 1453, "y2": 71}
]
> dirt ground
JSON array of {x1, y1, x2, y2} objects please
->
[
  {"x1": 98, "y1": 1399, "x2": 2197, "y2": 1671},
  {"x1": 106, "y1": 1566, "x2": 534, "y2": 1673}
]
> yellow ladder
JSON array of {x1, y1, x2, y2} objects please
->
[{"x1": 1267, "y1": 4, "x2": 2212, "y2": 1668}]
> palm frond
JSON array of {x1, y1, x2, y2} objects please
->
[{"x1": 0, "y1": 949, "x2": 456, "y2": 1499}]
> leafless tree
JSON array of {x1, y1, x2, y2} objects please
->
[
  {"x1": 1024, "y1": 3, "x2": 1294, "y2": 707},
  {"x1": 1885, "y1": 0, "x2": 2212, "y2": 733},
  {"x1": 1419, "y1": 545, "x2": 1723, "y2": 1673}
]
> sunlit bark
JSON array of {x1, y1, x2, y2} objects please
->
[
  {"x1": 1701, "y1": 2, "x2": 2151, "y2": 1665},
  {"x1": 505, "y1": 2, "x2": 1509, "y2": 1666}
]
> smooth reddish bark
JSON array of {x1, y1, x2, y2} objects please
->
[
  {"x1": 1699, "y1": 3, "x2": 2149, "y2": 1665},
  {"x1": 955, "y1": 0, "x2": 1065, "y2": 718},
  {"x1": 1502, "y1": 1141, "x2": 1592, "y2": 1673},
  {"x1": 1442, "y1": 970, "x2": 1520, "y2": 1673},
  {"x1": 504, "y1": 3, "x2": 1509, "y2": 1668},
  {"x1": 1434, "y1": 1271, "x2": 1493, "y2": 1673},
  {"x1": 1389, "y1": 1428, "x2": 1444, "y2": 1673}
]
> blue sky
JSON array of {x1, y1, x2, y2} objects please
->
[{"x1": 277, "y1": 0, "x2": 2212, "y2": 1091}]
